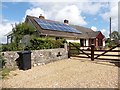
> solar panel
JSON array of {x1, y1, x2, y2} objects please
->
[{"x1": 34, "y1": 18, "x2": 82, "y2": 34}]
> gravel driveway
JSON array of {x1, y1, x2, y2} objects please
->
[{"x1": 2, "y1": 58, "x2": 118, "y2": 88}]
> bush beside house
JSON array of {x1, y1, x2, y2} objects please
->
[{"x1": 2, "y1": 37, "x2": 64, "y2": 51}]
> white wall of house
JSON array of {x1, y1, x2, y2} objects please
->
[
  {"x1": 48, "y1": 36, "x2": 81, "y2": 43},
  {"x1": 66, "y1": 38, "x2": 89, "y2": 46},
  {"x1": 66, "y1": 39, "x2": 80, "y2": 43},
  {"x1": 86, "y1": 39, "x2": 89, "y2": 46},
  {"x1": 103, "y1": 38, "x2": 105, "y2": 46}
]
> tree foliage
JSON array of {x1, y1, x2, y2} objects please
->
[
  {"x1": 30, "y1": 37, "x2": 64, "y2": 50},
  {"x1": 110, "y1": 31, "x2": 120, "y2": 40},
  {"x1": 12, "y1": 23, "x2": 35, "y2": 49},
  {"x1": 106, "y1": 31, "x2": 120, "y2": 47}
]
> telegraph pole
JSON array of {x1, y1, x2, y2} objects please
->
[
  {"x1": 110, "y1": 17, "x2": 111, "y2": 41},
  {"x1": 108, "y1": 2, "x2": 112, "y2": 41}
]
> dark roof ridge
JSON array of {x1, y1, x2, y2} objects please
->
[
  {"x1": 72, "y1": 25, "x2": 93, "y2": 31},
  {"x1": 27, "y1": 15, "x2": 63, "y2": 24}
]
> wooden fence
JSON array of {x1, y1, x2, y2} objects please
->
[{"x1": 68, "y1": 42, "x2": 120, "y2": 61}]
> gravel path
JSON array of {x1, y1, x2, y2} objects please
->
[{"x1": 2, "y1": 58, "x2": 118, "y2": 88}]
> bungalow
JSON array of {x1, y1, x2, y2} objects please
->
[{"x1": 7, "y1": 15, "x2": 105, "y2": 48}]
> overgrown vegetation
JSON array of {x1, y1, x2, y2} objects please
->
[
  {"x1": 2, "y1": 37, "x2": 64, "y2": 51},
  {"x1": 29, "y1": 37, "x2": 64, "y2": 50},
  {"x1": 111, "y1": 31, "x2": 120, "y2": 41},
  {"x1": 105, "y1": 38, "x2": 116, "y2": 48},
  {"x1": 0, "y1": 55, "x2": 6, "y2": 69},
  {"x1": 1, "y1": 43, "x2": 18, "y2": 51},
  {"x1": 0, "y1": 55, "x2": 10, "y2": 79},
  {"x1": 1, "y1": 22, "x2": 35, "y2": 51},
  {"x1": 0, "y1": 68, "x2": 11, "y2": 79},
  {"x1": 71, "y1": 42, "x2": 80, "y2": 47},
  {"x1": 105, "y1": 31, "x2": 120, "y2": 48},
  {"x1": 12, "y1": 23, "x2": 35, "y2": 49},
  {"x1": 69, "y1": 42, "x2": 80, "y2": 55}
]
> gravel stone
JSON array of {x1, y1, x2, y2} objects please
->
[{"x1": 2, "y1": 58, "x2": 118, "y2": 88}]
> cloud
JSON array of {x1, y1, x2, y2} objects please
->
[
  {"x1": 101, "y1": 29, "x2": 106, "y2": 33},
  {"x1": 100, "y1": 2, "x2": 118, "y2": 32},
  {"x1": 25, "y1": 8, "x2": 45, "y2": 17},
  {"x1": 26, "y1": 2, "x2": 118, "y2": 26},
  {"x1": 0, "y1": 19, "x2": 18, "y2": 44},
  {"x1": 23, "y1": 7, "x2": 46, "y2": 21},
  {"x1": 30, "y1": 2, "x2": 104, "y2": 16},
  {"x1": 100, "y1": 29, "x2": 109, "y2": 38},
  {"x1": 2, "y1": 0, "x2": 89, "y2": 3},
  {"x1": 27, "y1": 2, "x2": 111, "y2": 25},
  {"x1": 2, "y1": 0, "x2": 119, "y2": 2},
  {"x1": 79, "y1": 2, "x2": 103, "y2": 15},
  {"x1": 101, "y1": 3, "x2": 118, "y2": 21},
  {"x1": 91, "y1": 26, "x2": 97, "y2": 31},
  {"x1": 55, "y1": 5, "x2": 87, "y2": 25},
  {"x1": 24, "y1": 4, "x2": 87, "y2": 26}
]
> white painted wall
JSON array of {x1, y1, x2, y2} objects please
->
[
  {"x1": 66, "y1": 39, "x2": 80, "y2": 43},
  {"x1": 86, "y1": 39, "x2": 89, "y2": 46},
  {"x1": 103, "y1": 39, "x2": 105, "y2": 46},
  {"x1": 66, "y1": 39, "x2": 89, "y2": 46}
]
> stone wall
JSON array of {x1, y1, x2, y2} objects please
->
[{"x1": 1, "y1": 48, "x2": 68, "y2": 69}]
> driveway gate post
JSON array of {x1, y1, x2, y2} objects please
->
[
  {"x1": 91, "y1": 44, "x2": 95, "y2": 61},
  {"x1": 68, "y1": 42, "x2": 71, "y2": 58}
]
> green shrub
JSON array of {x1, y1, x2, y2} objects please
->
[
  {"x1": 0, "y1": 55, "x2": 6, "y2": 69},
  {"x1": 71, "y1": 42, "x2": 80, "y2": 47},
  {"x1": 1, "y1": 44, "x2": 9, "y2": 51},
  {"x1": 1, "y1": 68, "x2": 10, "y2": 79},
  {"x1": 2, "y1": 37, "x2": 64, "y2": 51},
  {"x1": 2, "y1": 43, "x2": 21, "y2": 51},
  {"x1": 30, "y1": 37, "x2": 64, "y2": 50},
  {"x1": 69, "y1": 42, "x2": 80, "y2": 55},
  {"x1": 105, "y1": 41, "x2": 116, "y2": 48}
]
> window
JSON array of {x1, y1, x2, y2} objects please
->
[
  {"x1": 80, "y1": 39, "x2": 84, "y2": 47},
  {"x1": 55, "y1": 37, "x2": 63, "y2": 40},
  {"x1": 98, "y1": 39, "x2": 103, "y2": 46}
]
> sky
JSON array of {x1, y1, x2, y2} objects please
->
[{"x1": 0, "y1": 0, "x2": 119, "y2": 44}]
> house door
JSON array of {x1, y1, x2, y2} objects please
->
[
  {"x1": 80, "y1": 39, "x2": 84, "y2": 46},
  {"x1": 98, "y1": 39, "x2": 103, "y2": 46},
  {"x1": 89, "y1": 39, "x2": 94, "y2": 46}
]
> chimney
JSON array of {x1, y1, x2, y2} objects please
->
[
  {"x1": 39, "y1": 14, "x2": 45, "y2": 19},
  {"x1": 64, "y1": 19, "x2": 69, "y2": 25}
]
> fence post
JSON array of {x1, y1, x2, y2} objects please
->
[
  {"x1": 91, "y1": 44, "x2": 94, "y2": 61},
  {"x1": 64, "y1": 39, "x2": 67, "y2": 52},
  {"x1": 68, "y1": 42, "x2": 71, "y2": 58}
]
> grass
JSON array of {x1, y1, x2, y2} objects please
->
[{"x1": 0, "y1": 68, "x2": 11, "y2": 79}]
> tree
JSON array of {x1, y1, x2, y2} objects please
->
[
  {"x1": 110, "y1": 31, "x2": 120, "y2": 40},
  {"x1": 111, "y1": 31, "x2": 120, "y2": 44},
  {"x1": 12, "y1": 23, "x2": 35, "y2": 49}
]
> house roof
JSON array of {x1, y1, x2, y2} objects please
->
[
  {"x1": 25, "y1": 15, "x2": 104, "y2": 39},
  {"x1": 5, "y1": 31, "x2": 13, "y2": 36},
  {"x1": 26, "y1": 15, "x2": 82, "y2": 38}
]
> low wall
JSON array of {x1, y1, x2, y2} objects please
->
[{"x1": 1, "y1": 48, "x2": 68, "y2": 69}]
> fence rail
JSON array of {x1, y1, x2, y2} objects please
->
[{"x1": 68, "y1": 41, "x2": 120, "y2": 61}]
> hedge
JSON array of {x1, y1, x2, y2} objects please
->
[
  {"x1": 29, "y1": 37, "x2": 64, "y2": 50},
  {"x1": 2, "y1": 37, "x2": 64, "y2": 51}
]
